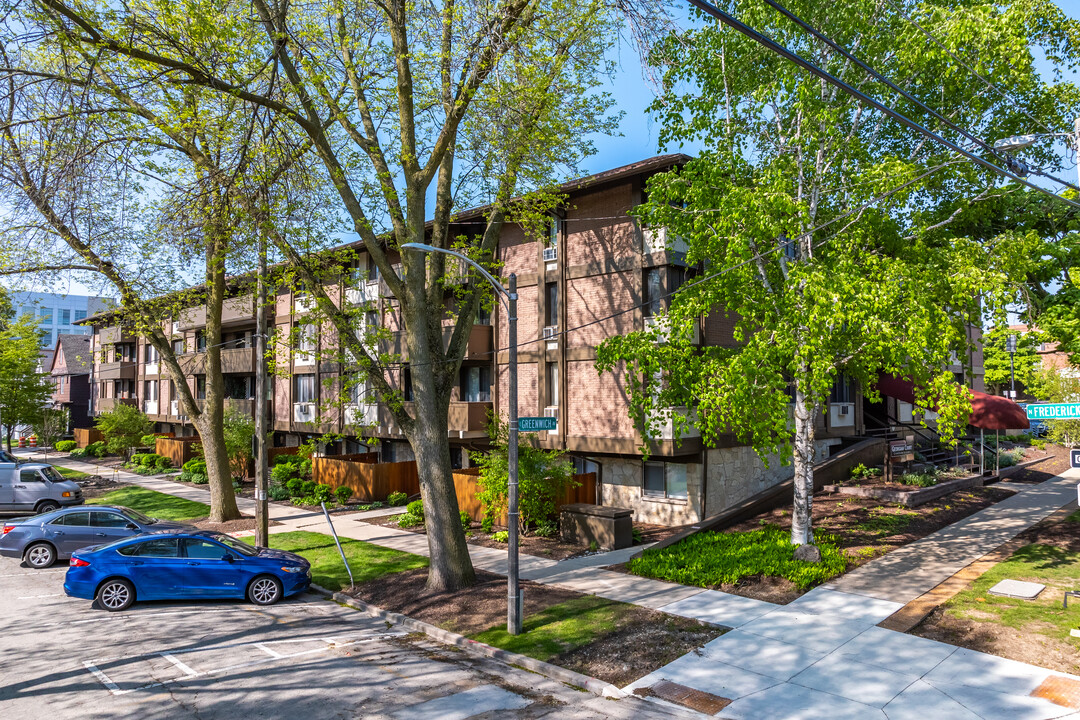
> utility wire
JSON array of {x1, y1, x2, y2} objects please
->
[
  {"x1": 684, "y1": 0, "x2": 1080, "y2": 210},
  {"x1": 882, "y1": 0, "x2": 1056, "y2": 135}
]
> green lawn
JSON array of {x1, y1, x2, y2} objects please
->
[
  {"x1": 246, "y1": 530, "x2": 428, "y2": 590},
  {"x1": 53, "y1": 466, "x2": 92, "y2": 480},
  {"x1": 943, "y1": 543, "x2": 1080, "y2": 642},
  {"x1": 94, "y1": 486, "x2": 210, "y2": 521},
  {"x1": 471, "y1": 595, "x2": 643, "y2": 659}
]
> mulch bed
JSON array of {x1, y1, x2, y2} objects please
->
[
  {"x1": 345, "y1": 567, "x2": 723, "y2": 686},
  {"x1": 912, "y1": 504, "x2": 1080, "y2": 675},
  {"x1": 78, "y1": 477, "x2": 128, "y2": 499},
  {"x1": 608, "y1": 449, "x2": 1073, "y2": 605}
]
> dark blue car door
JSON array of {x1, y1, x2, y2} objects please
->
[
  {"x1": 125, "y1": 538, "x2": 189, "y2": 600},
  {"x1": 180, "y1": 538, "x2": 243, "y2": 598}
]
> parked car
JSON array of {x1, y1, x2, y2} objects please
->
[
  {"x1": 0, "y1": 462, "x2": 83, "y2": 515},
  {"x1": 0, "y1": 505, "x2": 193, "y2": 569},
  {"x1": 64, "y1": 530, "x2": 311, "y2": 611}
]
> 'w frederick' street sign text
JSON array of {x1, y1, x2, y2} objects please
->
[{"x1": 1025, "y1": 403, "x2": 1080, "y2": 420}]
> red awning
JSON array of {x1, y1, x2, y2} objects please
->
[{"x1": 873, "y1": 374, "x2": 1029, "y2": 430}]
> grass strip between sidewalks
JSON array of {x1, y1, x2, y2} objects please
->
[
  {"x1": 95, "y1": 486, "x2": 211, "y2": 521},
  {"x1": 53, "y1": 467, "x2": 93, "y2": 480},
  {"x1": 245, "y1": 530, "x2": 428, "y2": 590}
]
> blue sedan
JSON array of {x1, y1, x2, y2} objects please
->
[{"x1": 64, "y1": 530, "x2": 311, "y2": 611}]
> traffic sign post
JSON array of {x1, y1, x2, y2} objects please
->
[{"x1": 519, "y1": 417, "x2": 557, "y2": 432}]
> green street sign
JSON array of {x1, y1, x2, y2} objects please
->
[
  {"x1": 519, "y1": 416, "x2": 557, "y2": 432},
  {"x1": 1025, "y1": 403, "x2": 1080, "y2": 420}
]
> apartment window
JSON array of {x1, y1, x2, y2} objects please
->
[
  {"x1": 223, "y1": 331, "x2": 250, "y2": 349},
  {"x1": 643, "y1": 461, "x2": 688, "y2": 500},
  {"x1": 829, "y1": 374, "x2": 854, "y2": 404},
  {"x1": 349, "y1": 255, "x2": 379, "y2": 283},
  {"x1": 195, "y1": 331, "x2": 207, "y2": 353},
  {"x1": 348, "y1": 375, "x2": 372, "y2": 405},
  {"x1": 643, "y1": 267, "x2": 662, "y2": 317},
  {"x1": 169, "y1": 380, "x2": 177, "y2": 400},
  {"x1": 115, "y1": 379, "x2": 134, "y2": 399},
  {"x1": 39, "y1": 307, "x2": 53, "y2": 324},
  {"x1": 73, "y1": 309, "x2": 87, "y2": 322},
  {"x1": 548, "y1": 218, "x2": 559, "y2": 248},
  {"x1": 117, "y1": 343, "x2": 135, "y2": 362},
  {"x1": 293, "y1": 374, "x2": 316, "y2": 403},
  {"x1": 460, "y1": 366, "x2": 491, "y2": 402},
  {"x1": 172, "y1": 339, "x2": 185, "y2": 355},
  {"x1": 145, "y1": 344, "x2": 159, "y2": 363},
  {"x1": 545, "y1": 282, "x2": 558, "y2": 326},
  {"x1": 59, "y1": 309, "x2": 71, "y2": 325},
  {"x1": 224, "y1": 375, "x2": 254, "y2": 400},
  {"x1": 296, "y1": 324, "x2": 317, "y2": 353},
  {"x1": 196, "y1": 376, "x2": 206, "y2": 400},
  {"x1": 144, "y1": 380, "x2": 159, "y2": 402},
  {"x1": 547, "y1": 362, "x2": 559, "y2": 407}
]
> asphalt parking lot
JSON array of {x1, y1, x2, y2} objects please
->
[{"x1": 0, "y1": 555, "x2": 683, "y2": 719}]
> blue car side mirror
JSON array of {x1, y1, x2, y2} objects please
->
[{"x1": 222, "y1": 553, "x2": 235, "y2": 562}]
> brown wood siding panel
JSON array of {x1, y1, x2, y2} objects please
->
[
  {"x1": 74, "y1": 428, "x2": 104, "y2": 448},
  {"x1": 312, "y1": 458, "x2": 420, "y2": 501},
  {"x1": 156, "y1": 437, "x2": 200, "y2": 467},
  {"x1": 452, "y1": 470, "x2": 597, "y2": 525}
]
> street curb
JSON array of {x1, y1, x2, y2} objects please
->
[{"x1": 307, "y1": 583, "x2": 627, "y2": 700}]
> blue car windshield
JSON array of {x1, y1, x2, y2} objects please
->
[
  {"x1": 121, "y1": 508, "x2": 156, "y2": 525},
  {"x1": 208, "y1": 533, "x2": 260, "y2": 557}
]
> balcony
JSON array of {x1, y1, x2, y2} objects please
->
[
  {"x1": 224, "y1": 398, "x2": 255, "y2": 417},
  {"x1": 344, "y1": 403, "x2": 379, "y2": 427},
  {"x1": 98, "y1": 361, "x2": 137, "y2": 380},
  {"x1": 441, "y1": 323, "x2": 493, "y2": 361},
  {"x1": 222, "y1": 295, "x2": 255, "y2": 325},
  {"x1": 644, "y1": 315, "x2": 701, "y2": 345},
  {"x1": 293, "y1": 402, "x2": 317, "y2": 423},
  {"x1": 178, "y1": 353, "x2": 206, "y2": 375},
  {"x1": 346, "y1": 282, "x2": 379, "y2": 306},
  {"x1": 642, "y1": 226, "x2": 688, "y2": 256},
  {"x1": 143, "y1": 400, "x2": 159, "y2": 415},
  {"x1": 221, "y1": 347, "x2": 257, "y2": 374},
  {"x1": 97, "y1": 397, "x2": 137, "y2": 413},
  {"x1": 448, "y1": 401, "x2": 492, "y2": 435},
  {"x1": 177, "y1": 307, "x2": 206, "y2": 330},
  {"x1": 99, "y1": 325, "x2": 131, "y2": 344}
]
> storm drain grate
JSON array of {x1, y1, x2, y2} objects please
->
[
  {"x1": 634, "y1": 680, "x2": 732, "y2": 714},
  {"x1": 1032, "y1": 675, "x2": 1080, "y2": 709}
]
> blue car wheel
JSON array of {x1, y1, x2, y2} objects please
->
[
  {"x1": 248, "y1": 575, "x2": 282, "y2": 606},
  {"x1": 97, "y1": 578, "x2": 135, "y2": 612}
]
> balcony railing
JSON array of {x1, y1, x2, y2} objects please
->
[
  {"x1": 97, "y1": 397, "x2": 137, "y2": 413},
  {"x1": 344, "y1": 403, "x2": 379, "y2": 426},
  {"x1": 346, "y1": 281, "x2": 380, "y2": 306},
  {"x1": 642, "y1": 226, "x2": 689, "y2": 255},
  {"x1": 98, "y1": 361, "x2": 137, "y2": 380},
  {"x1": 448, "y1": 401, "x2": 492, "y2": 434}
]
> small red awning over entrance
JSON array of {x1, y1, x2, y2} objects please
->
[{"x1": 873, "y1": 374, "x2": 1029, "y2": 430}]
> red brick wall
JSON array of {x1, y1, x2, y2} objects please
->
[
  {"x1": 499, "y1": 224, "x2": 536, "y2": 278},
  {"x1": 498, "y1": 285, "x2": 538, "y2": 348},
  {"x1": 496, "y1": 362, "x2": 538, "y2": 419},
  {"x1": 566, "y1": 360, "x2": 636, "y2": 438},
  {"x1": 565, "y1": 183, "x2": 638, "y2": 267},
  {"x1": 566, "y1": 270, "x2": 639, "y2": 349}
]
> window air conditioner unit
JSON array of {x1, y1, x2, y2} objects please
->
[
  {"x1": 171, "y1": 322, "x2": 180, "y2": 334},
  {"x1": 543, "y1": 247, "x2": 557, "y2": 262},
  {"x1": 544, "y1": 406, "x2": 558, "y2": 418},
  {"x1": 543, "y1": 325, "x2": 558, "y2": 339}
]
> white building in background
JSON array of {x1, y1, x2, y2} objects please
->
[{"x1": 11, "y1": 291, "x2": 115, "y2": 368}]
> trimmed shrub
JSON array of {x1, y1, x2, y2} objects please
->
[
  {"x1": 313, "y1": 483, "x2": 333, "y2": 504},
  {"x1": 492, "y1": 531, "x2": 509, "y2": 543},
  {"x1": 86, "y1": 441, "x2": 106, "y2": 458},
  {"x1": 55, "y1": 440, "x2": 77, "y2": 452},
  {"x1": 189, "y1": 472, "x2": 209, "y2": 485},
  {"x1": 406, "y1": 499, "x2": 424, "y2": 519},
  {"x1": 268, "y1": 483, "x2": 291, "y2": 501},
  {"x1": 270, "y1": 464, "x2": 294, "y2": 485},
  {"x1": 300, "y1": 480, "x2": 317, "y2": 497},
  {"x1": 182, "y1": 458, "x2": 207, "y2": 473},
  {"x1": 396, "y1": 512, "x2": 424, "y2": 528},
  {"x1": 387, "y1": 491, "x2": 408, "y2": 506},
  {"x1": 334, "y1": 486, "x2": 352, "y2": 505},
  {"x1": 155, "y1": 455, "x2": 172, "y2": 471},
  {"x1": 286, "y1": 478, "x2": 304, "y2": 496},
  {"x1": 460, "y1": 511, "x2": 471, "y2": 531},
  {"x1": 69, "y1": 447, "x2": 87, "y2": 458}
]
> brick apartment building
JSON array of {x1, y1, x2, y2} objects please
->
[{"x1": 83, "y1": 155, "x2": 881, "y2": 526}]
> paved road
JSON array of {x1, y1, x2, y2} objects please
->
[{"x1": 0, "y1": 556, "x2": 688, "y2": 719}]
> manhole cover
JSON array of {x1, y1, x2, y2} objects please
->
[
  {"x1": 634, "y1": 680, "x2": 731, "y2": 714},
  {"x1": 988, "y1": 579, "x2": 1045, "y2": 600},
  {"x1": 1032, "y1": 675, "x2": 1080, "y2": 708}
]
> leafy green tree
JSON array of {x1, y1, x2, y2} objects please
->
[
  {"x1": 95, "y1": 404, "x2": 153, "y2": 459},
  {"x1": 597, "y1": 0, "x2": 1080, "y2": 550},
  {"x1": 981, "y1": 326, "x2": 1046, "y2": 396},
  {"x1": 222, "y1": 407, "x2": 256, "y2": 480},
  {"x1": 32, "y1": 407, "x2": 70, "y2": 450},
  {"x1": 0, "y1": 314, "x2": 52, "y2": 451},
  {"x1": 473, "y1": 417, "x2": 577, "y2": 535}
]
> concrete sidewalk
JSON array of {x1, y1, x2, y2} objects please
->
[{"x1": 28, "y1": 450, "x2": 1080, "y2": 718}]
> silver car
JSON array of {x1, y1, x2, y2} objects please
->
[
  {"x1": 0, "y1": 505, "x2": 194, "y2": 568},
  {"x1": 0, "y1": 461, "x2": 84, "y2": 514}
]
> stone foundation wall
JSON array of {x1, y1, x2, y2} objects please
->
[
  {"x1": 600, "y1": 457, "x2": 704, "y2": 526},
  {"x1": 703, "y1": 440, "x2": 839, "y2": 518}
]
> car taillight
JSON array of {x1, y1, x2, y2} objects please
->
[
  {"x1": 1, "y1": 525, "x2": 14, "y2": 535},
  {"x1": 69, "y1": 558, "x2": 90, "y2": 567}
]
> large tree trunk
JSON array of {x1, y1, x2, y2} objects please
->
[
  {"x1": 200, "y1": 226, "x2": 241, "y2": 523},
  {"x1": 790, "y1": 378, "x2": 818, "y2": 547}
]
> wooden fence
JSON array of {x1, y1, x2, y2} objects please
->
[
  {"x1": 313, "y1": 458, "x2": 420, "y2": 501},
  {"x1": 156, "y1": 437, "x2": 201, "y2": 468},
  {"x1": 74, "y1": 428, "x2": 103, "y2": 448},
  {"x1": 452, "y1": 470, "x2": 598, "y2": 525}
]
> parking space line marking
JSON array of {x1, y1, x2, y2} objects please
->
[
  {"x1": 83, "y1": 662, "x2": 121, "y2": 694},
  {"x1": 17, "y1": 593, "x2": 64, "y2": 599},
  {"x1": 159, "y1": 653, "x2": 199, "y2": 677},
  {"x1": 0, "y1": 570, "x2": 66, "y2": 578},
  {"x1": 253, "y1": 643, "x2": 283, "y2": 658}
]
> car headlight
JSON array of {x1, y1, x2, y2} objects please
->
[{"x1": 281, "y1": 566, "x2": 305, "y2": 573}]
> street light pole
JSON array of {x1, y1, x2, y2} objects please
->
[
  {"x1": 1006, "y1": 333, "x2": 1018, "y2": 399},
  {"x1": 255, "y1": 232, "x2": 269, "y2": 548},
  {"x1": 400, "y1": 242, "x2": 523, "y2": 635}
]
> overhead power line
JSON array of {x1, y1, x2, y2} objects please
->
[{"x1": 685, "y1": 0, "x2": 1080, "y2": 210}]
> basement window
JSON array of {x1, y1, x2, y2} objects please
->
[{"x1": 643, "y1": 461, "x2": 688, "y2": 500}]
